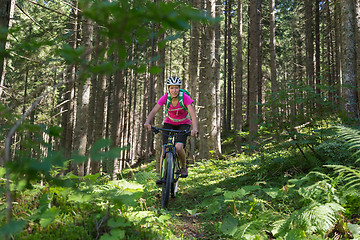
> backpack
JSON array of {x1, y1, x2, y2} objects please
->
[{"x1": 165, "y1": 89, "x2": 191, "y2": 116}]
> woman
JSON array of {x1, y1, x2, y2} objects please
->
[{"x1": 144, "y1": 76, "x2": 198, "y2": 183}]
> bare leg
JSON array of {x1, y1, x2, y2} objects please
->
[{"x1": 175, "y1": 142, "x2": 186, "y2": 168}]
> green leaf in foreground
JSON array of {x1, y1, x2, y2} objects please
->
[
  {"x1": 40, "y1": 207, "x2": 60, "y2": 227},
  {"x1": 0, "y1": 220, "x2": 26, "y2": 237},
  {"x1": 220, "y1": 215, "x2": 238, "y2": 236}
]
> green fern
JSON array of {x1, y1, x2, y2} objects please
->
[
  {"x1": 234, "y1": 211, "x2": 278, "y2": 239},
  {"x1": 324, "y1": 126, "x2": 360, "y2": 191},
  {"x1": 336, "y1": 126, "x2": 360, "y2": 162},
  {"x1": 296, "y1": 171, "x2": 343, "y2": 204},
  {"x1": 273, "y1": 202, "x2": 344, "y2": 237},
  {"x1": 325, "y1": 164, "x2": 360, "y2": 191}
]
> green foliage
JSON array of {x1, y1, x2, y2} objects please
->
[
  {"x1": 4, "y1": 121, "x2": 360, "y2": 239},
  {"x1": 336, "y1": 125, "x2": 360, "y2": 163},
  {"x1": 1, "y1": 1, "x2": 213, "y2": 238},
  {"x1": 314, "y1": 139, "x2": 355, "y2": 165},
  {"x1": 155, "y1": 121, "x2": 360, "y2": 239},
  {"x1": 273, "y1": 202, "x2": 344, "y2": 237},
  {"x1": 0, "y1": 117, "x2": 171, "y2": 240},
  {"x1": 54, "y1": 0, "x2": 213, "y2": 79},
  {"x1": 1, "y1": 172, "x2": 177, "y2": 239}
]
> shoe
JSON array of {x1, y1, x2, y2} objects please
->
[
  {"x1": 180, "y1": 167, "x2": 188, "y2": 178},
  {"x1": 156, "y1": 178, "x2": 164, "y2": 185}
]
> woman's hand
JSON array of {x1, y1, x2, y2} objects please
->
[
  {"x1": 191, "y1": 129, "x2": 198, "y2": 137},
  {"x1": 144, "y1": 104, "x2": 161, "y2": 132},
  {"x1": 144, "y1": 123, "x2": 151, "y2": 131}
]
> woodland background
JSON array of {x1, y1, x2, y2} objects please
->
[
  {"x1": 1, "y1": 0, "x2": 360, "y2": 174},
  {"x1": 1, "y1": 0, "x2": 360, "y2": 239}
]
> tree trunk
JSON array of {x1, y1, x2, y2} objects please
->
[
  {"x1": 226, "y1": 0, "x2": 233, "y2": 130},
  {"x1": 110, "y1": 59, "x2": 124, "y2": 178},
  {"x1": 269, "y1": 0, "x2": 276, "y2": 94},
  {"x1": 315, "y1": 0, "x2": 321, "y2": 96},
  {"x1": 335, "y1": 0, "x2": 342, "y2": 104},
  {"x1": 355, "y1": 0, "x2": 360, "y2": 111},
  {"x1": 182, "y1": 34, "x2": 187, "y2": 87},
  {"x1": 248, "y1": 0, "x2": 261, "y2": 145},
  {"x1": 73, "y1": 15, "x2": 94, "y2": 176},
  {"x1": 223, "y1": 0, "x2": 228, "y2": 130},
  {"x1": 291, "y1": 18, "x2": 298, "y2": 122},
  {"x1": 86, "y1": 31, "x2": 98, "y2": 175},
  {"x1": 61, "y1": 2, "x2": 78, "y2": 161},
  {"x1": 207, "y1": 0, "x2": 221, "y2": 157},
  {"x1": 141, "y1": 66, "x2": 149, "y2": 161},
  {"x1": 0, "y1": 0, "x2": 15, "y2": 98},
  {"x1": 234, "y1": 0, "x2": 243, "y2": 132},
  {"x1": 257, "y1": 0, "x2": 263, "y2": 120},
  {"x1": 188, "y1": 0, "x2": 200, "y2": 163},
  {"x1": 215, "y1": 0, "x2": 222, "y2": 155},
  {"x1": 326, "y1": 1, "x2": 334, "y2": 103},
  {"x1": 341, "y1": 0, "x2": 358, "y2": 119},
  {"x1": 199, "y1": 0, "x2": 210, "y2": 159},
  {"x1": 305, "y1": 0, "x2": 315, "y2": 94},
  {"x1": 92, "y1": 39, "x2": 108, "y2": 174}
]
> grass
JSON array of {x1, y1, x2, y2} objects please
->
[
  {"x1": 5, "y1": 122, "x2": 360, "y2": 239},
  {"x1": 131, "y1": 154, "x2": 271, "y2": 239},
  {"x1": 126, "y1": 126, "x2": 360, "y2": 239}
]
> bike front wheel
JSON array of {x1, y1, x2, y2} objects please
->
[
  {"x1": 171, "y1": 156, "x2": 180, "y2": 198},
  {"x1": 161, "y1": 152, "x2": 174, "y2": 208}
]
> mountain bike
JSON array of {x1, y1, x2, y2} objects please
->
[{"x1": 151, "y1": 126, "x2": 191, "y2": 209}]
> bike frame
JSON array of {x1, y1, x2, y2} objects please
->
[
  {"x1": 152, "y1": 126, "x2": 190, "y2": 208},
  {"x1": 161, "y1": 134, "x2": 179, "y2": 181}
]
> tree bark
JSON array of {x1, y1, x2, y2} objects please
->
[
  {"x1": 315, "y1": 0, "x2": 321, "y2": 95},
  {"x1": 223, "y1": 0, "x2": 228, "y2": 130},
  {"x1": 256, "y1": 0, "x2": 262, "y2": 120},
  {"x1": 226, "y1": 0, "x2": 233, "y2": 130},
  {"x1": 248, "y1": 0, "x2": 261, "y2": 145},
  {"x1": 326, "y1": 1, "x2": 334, "y2": 102},
  {"x1": 73, "y1": 16, "x2": 94, "y2": 176},
  {"x1": 155, "y1": 32, "x2": 165, "y2": 173},
  {"x1": 355, "y1": 0, "x2": 360, "y2": 112},
  {"x1": 269, "y1": 0, "x2": 276, "y2": 94},
  {"x1": 305, "y1": 0, "x2": 315, "y2": 92},
  {"x1": 234, "y1": 0, "x2": 243, "y2": 132},
  {"x1": 0, "y1": 0, "x2": 15, "y2": 99},
  {"x1": 110, "y1": 57, "x2": 124, "y2": 178},
  {"x1": 335, "y1": 0, "x2": 342, "y2": 104},
  {"x1": 214, "y1": 0, "x2": 222, "y2": 156},
  {"x1": 188, "y1": 0, "x2": 200, "y2": 162},
  {"x1": 199, "y1": 0, "x2": 209, "y2": 159},
  {"x1": 341, "y1": 0, "x2": 358, "y2": 119},
  {"x1": 92, "y1": 37, "x2": 108, "y2": 174},
  {"x1": 207, "y1": 0, "x2": 221, "y2": 157},
  {"x1": 61, "y1": 2, "x2": 78, "y2": 160}
]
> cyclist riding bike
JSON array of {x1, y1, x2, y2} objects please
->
[{"x1": 144, "y1": 76, "x2": 198, "y2": 184}]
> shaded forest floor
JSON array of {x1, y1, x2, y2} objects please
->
[
  {"x1": 167, "y1": 159, "x2": 247, "y2": 239},
  {"x1": 7, "y1": 123, "x2": 360, "y2": 239},
  {"x1": 128, "y1": 125, "x2": 360, "y2": 239},
  {"x1": 135, "y1": 155, "x2": 267, "y2": 239}
]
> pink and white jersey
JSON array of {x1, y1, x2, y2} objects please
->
[{"x1": 157, "y1": 93, "x2": 193, "y2": 125}]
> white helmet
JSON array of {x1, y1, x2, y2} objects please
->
[{"x1": 166, "y1": 76, "x2": 182, "y2": 86}]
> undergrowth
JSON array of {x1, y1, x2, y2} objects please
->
[{"x1": 2, "y1": 121, "x2": 360, "y2": 239}]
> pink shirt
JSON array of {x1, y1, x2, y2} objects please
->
[{"x1": 157, "y1": 93, "x2": 193, "y2": 125}]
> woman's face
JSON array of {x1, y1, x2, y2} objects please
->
[{"x1": 169, "y1": 85, "x2": 180, "y2": 98}]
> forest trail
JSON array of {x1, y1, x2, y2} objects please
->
[
  {"x1": 152, "y1": 158, "x2": 248, "y2": 239},
  {"x1": 160, "y1": 184, "x2": 212, "y2": 239}
]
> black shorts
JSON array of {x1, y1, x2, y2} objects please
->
[{"x1": 162, "y1": 123, "x2": 191, "y2": 147}]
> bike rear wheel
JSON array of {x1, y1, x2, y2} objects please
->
[{"x1": 161, "y1": 152, "x2": 174, "y2": 208}]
